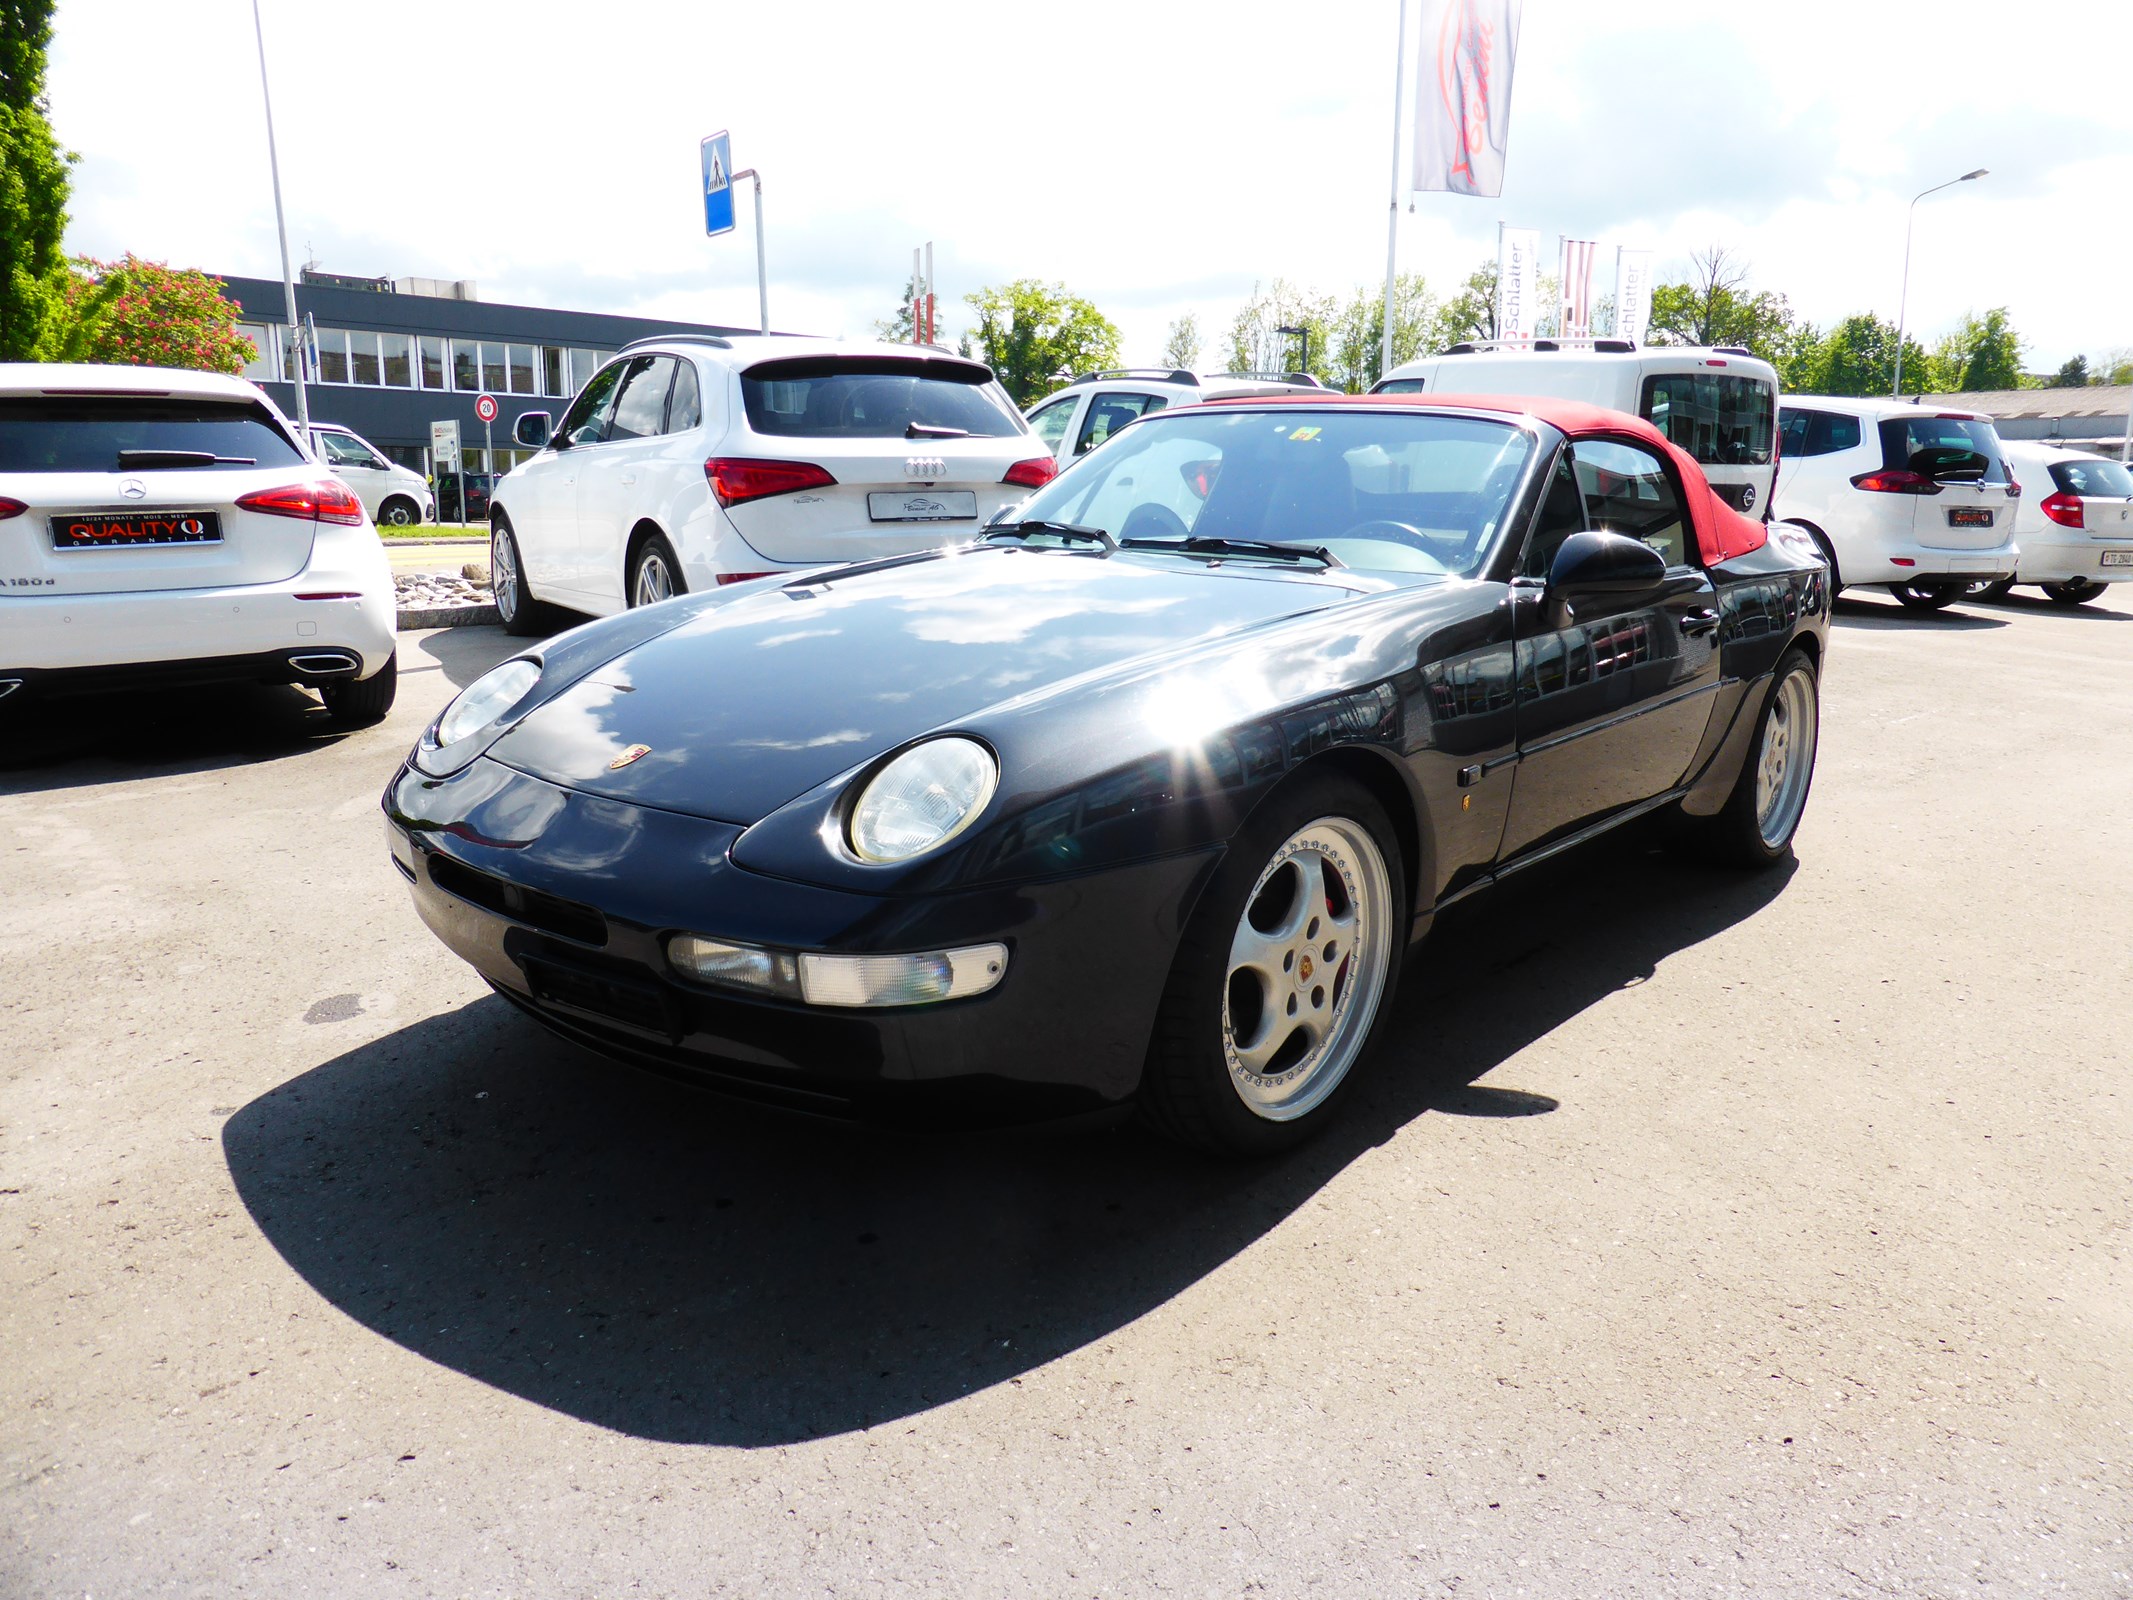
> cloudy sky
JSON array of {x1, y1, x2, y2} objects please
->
[{"x1": 49, "y1": 0, "x2": 2132, "y2": 372}]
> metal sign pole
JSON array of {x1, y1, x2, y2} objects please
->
[
  {"x1": 250, "y1": 0, "x2": 307, "y2": 434},
  {"x1": 1380, "y1": 0, "x2": 1409, "y2": 382},
  {"x1": 737, "y1": 169, "x2": 768, "y2": 334}
]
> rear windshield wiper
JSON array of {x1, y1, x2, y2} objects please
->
[
  {"x1": 906, "y1": 422, "x2": 971, "y2": 439},
  {"x1": 1120, "y1": 534, "x2": 1342, "y2": 567},
  {"x1": 116, "y1": 449, "x2": 257, "y2": 469},
  {"x1": 982, "y1": 519, "x2": 1116, "y2": 551}
]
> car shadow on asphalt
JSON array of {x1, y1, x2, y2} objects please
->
[
  {"x1": 0, "y1": 681, "x2": 350, "y2": 794},
  {"x1": 1829, "y1": 595, "x2": 2007, "y2": 630},
  {"x1": 414, "y1": 625, "x2": 535, "y2": 691},
  {"x1": 222, "y1": 834, "x2": 1793, "y2": 1449}
]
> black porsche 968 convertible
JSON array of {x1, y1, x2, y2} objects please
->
[{"x1": 384, "y1": 393, "x2": 1829, "y2": 1152}]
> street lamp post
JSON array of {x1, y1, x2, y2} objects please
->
[
  {"x1": 1275, "y1": 323, "x2": 1311, "y2": 381},
  {"x1": 1892, "y1": 168, "x2": 1987, "y2": 397},
  {"x1": 250, "y1": 0, "x2": 308, "y2": 434}
]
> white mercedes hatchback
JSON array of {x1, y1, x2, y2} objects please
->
[
  {"x1": 490, "y1": 335, "x2": 1057, "y2": 633},
  {"x1": 0, "y1": 364, "x2": 397, "y2": 723}
]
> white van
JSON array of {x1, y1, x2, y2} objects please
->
[{"x1": 1374, "y1": 341, "x2": 1779, "y2": 518}]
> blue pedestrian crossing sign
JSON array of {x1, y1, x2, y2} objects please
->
[{"x1": 701, "y1": 131, "x2": 735, "y2": 238}]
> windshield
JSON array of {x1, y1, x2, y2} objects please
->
[
  {"x1": 1641, "y1": 373, "x2": 1773, "y2": 466},
  {"x1": 2050, "y1": 457, "x2": 2133, "y2": 498},
  {"x1": 0, "y1": 398, "x2": 305, "y2": 472},
  {"x1": 1005, "y1": 408, "x2": 1534, "y2": 577},
  {"x1": 740, "y1": 357, "x2": 1025, "y2": 438}
]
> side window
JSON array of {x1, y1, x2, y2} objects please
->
[
  {"x1": 1075, "y1": 392, "x2": 1162, "y2": 456},
  {"x1": 1572, "y1": 438, "x2": 1689, "y2": 568},
  {"x1": 1027, "y1": 396, "x2": 1080, "y2": 450},
  {"x1": 1809, "y1": 411, "x2": 1861, "y2": 455},
  {"x1": 1779, "y1": 409, "x2": 1811, "y2": 460},
  {"x1": 665, "y1": 359, "x2": 702, "y2": 433},
  {"x1": 1519, "y1": 450, "x2": 1590, "y2": 579},
  {"x1": 606, "y1": 356, "x2": 674, "y2": 442},
  {"x1": 558, "y1": 360, "x2": 627, "y2": 447}
]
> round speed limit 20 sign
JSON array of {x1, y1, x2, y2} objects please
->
[{"x1": 474, "y1": 393, "x2": 499, "y2": 424}]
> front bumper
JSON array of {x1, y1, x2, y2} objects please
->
[{"x1": 384, "y1": 756, "x2": 1220, "y2": 1124}]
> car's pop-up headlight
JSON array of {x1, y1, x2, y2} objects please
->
[
  {"x1": 418, "y1": 656, "x2": 540, "y2": 775},
  {"x1": 847, "y1": 737, "x2": 998, "y2": 864}
]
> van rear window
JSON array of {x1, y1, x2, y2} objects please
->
[
  {"x1": 0, "y1": 397, "x2": 305, "y2": 473},
  {"x1": 1641, "y1": 373, "x2": 1773, "y2": 467},
  {"x1": 1877, "y1": 416, "x2": 2009, "y2": 485}
]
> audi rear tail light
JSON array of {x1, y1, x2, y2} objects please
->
[
  {"x1": 237, "y1": 479, "x2": 366, "y2": 525},
  {"x1": 2039, "y1": 490, "x2": 2085, "y2": 529},
  {"x1": 715, "y1": 572, "x2": 777, "y2": 585},
  {"x1": 0, "y1": 496, "x2": 26, "y2": 520},
  {"x1": 1849, "y1": 469, "x2": 1939, "y2": 495},
  {"x1": 705, "y1": 457, "x2": 836, "y2": 509},
  {"x1": 1002, "y1": 456, "x2": 1058, "y2": 490}
]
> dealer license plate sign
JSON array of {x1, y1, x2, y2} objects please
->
[
  {"x1": 1945, "y1": 507, "x2": 1995, "y2": 529},
  {"x1": 2101, "y1": 550, "x2": 2133, "y2": 568},
  {"x1": 51, "y1": 510, "x2": 222, "y2": 549},
  {"x1": 868, "y1": 491, "x2": 978, "y2": 523}
]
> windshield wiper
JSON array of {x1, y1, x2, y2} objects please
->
[
  {"x1": 1119, "y1": 534, "x2": 1341, "y2": 567},
  {"x1": 906, "y1": 422, "x2": 971, "y2": 439},
  {"x1": 116, "y1": 449, "x2": 256, "y2": 469},
  {"x1": 981, "y1": 519, "x2": 1116, "y2": 551}
]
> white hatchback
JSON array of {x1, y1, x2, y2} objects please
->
[
  {"x1": 491, "y1": 335, "x2": 1056, "y2": 632},
  {"x1": 309, "y1": 422, "x2": 433, "y2": 526},
  {"x1": 1772, "y1": 396, "x2": 2021, "y2": 611},
  {"x1": 1023, "y1": 369, "x2": 1326, "y2": 466},
  {"x1": 0, "y1": 364, "x2": 397, "y2": 722}
]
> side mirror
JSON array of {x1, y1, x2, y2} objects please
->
[
  {"x1": 514, "y1": 410, "x2": 553, "y2": 449},
  {"x1": 1547, "y1": 530, "x2": 1667, "y2": 610}
]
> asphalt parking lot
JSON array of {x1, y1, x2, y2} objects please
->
[{"x1": 4, "y1": 588, "x2": 2129, "y2": 1598}]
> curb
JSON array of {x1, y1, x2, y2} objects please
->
[
  {"x1": 381, "y1": 536, "x2": 490, "y2": 547},
  {"x1": 397, "y1": 604, "x2": 500, "y2": 631}
]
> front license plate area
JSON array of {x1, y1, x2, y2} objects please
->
[
  {"x1": 1945, "y1": 507, "x2": 1995, "y2": 529},
  {"x1": 868, "y1": 490, "x2": 978, "y2": 523},
  {"x1": 524, "y1": 956, "x2": 678, "y2": 1039},
  {"x1": 52, "y1": 510, "x2": 222, "y2": 549},
  {"x1": 2100, "y1": 550, "x2": 2133, "y2": 568}
]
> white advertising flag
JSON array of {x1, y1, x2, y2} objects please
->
[
  {"x1": 1613, "y1": 248, "x2": 1655, "y2": 346},
  {"x1": 1559, "y1": 238, "x2": 1597, "y2": 338},
  {"x1": 1412, "y1": 0, "x2": 1523, "y2": 198},
  {"x1": 1496, "y1": 225, "x2": 1541, "y2": 340}
]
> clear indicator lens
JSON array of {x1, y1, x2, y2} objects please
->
[
  {"x1": 849, "y1": 738, "x2": 998, "y2": 863},
  {"x1": 666, "y1": 935, "x2": 800, "y2": 999},
  {"x1": 799, "y1": 944, "x2": 1008, "y2": 1007}
]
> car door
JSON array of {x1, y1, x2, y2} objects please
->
[
  {"x1": 514, "y1": 358, "x2": 626, "y2": 598},
  {"x1": 1025, "y1": 392, "x2": 1086, "y2": 465},
  {"x1": 1499, "y1": 436, "x2": 1723, "y2": 860},
  {"x1": 572, "y1": 355, "x2": 675, "y2": 609},
  {"x1": 313, "y1": 429, "x2": 391, "y2": 517}
]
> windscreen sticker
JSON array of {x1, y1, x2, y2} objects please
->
[{"x1": 1287, "y1": 425, "x2": 1322, "y2": 441}]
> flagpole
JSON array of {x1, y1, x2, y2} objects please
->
[{"x1": 1379, "y1": 0, "x2": 1409, "y2": 384}]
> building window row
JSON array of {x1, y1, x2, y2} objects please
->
[{"x1": 236, "y1": 322, "x2": 612, "y2": 401}]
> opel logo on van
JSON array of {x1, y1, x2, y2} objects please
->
[
  {"x1": 1741, "y1": 483, "x2": 1757, "y2": 510},
  {"x1": 904, "y1": 457, "x2": 947, "y2": 480},
  {"x1": 119, "y1": 478, "x2": 146, "y2": 499}
]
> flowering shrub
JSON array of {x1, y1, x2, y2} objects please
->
[{"x1": 58, "y1": 255, "x2": 255, "y2": 375}]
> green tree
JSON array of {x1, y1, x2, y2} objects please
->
[
  {"x1": 0, "y1": 0, "x2": 74, "y2": 360},
  {"x1": 53, "y1": 256, "x2": 254, "y2": 374},
  {"x1": 1647, "y1": 245, "x2": 1799, "y2": 366},
  {"x1": 1926, "y1": 307, "x2": 2023, "y2": 393},
  {"x1": 1426, "y1": 259, "x2": 1497, "y2": 351},
  {"x1": 1226, "y1": 279, "x2": 1336, "y2": 382},
  {"x1": 1802, "y1": 313, "x2": 1934, "y2": 397},
  {"x1": 1324, "y1": 271, "x2": 1435, "y2": 391},
  {"x1": 873, "y1": 275, "x2": 930, "y2": 343},
  {"x1": 963, "y1": 279, "x2": 1119, "y2": 405},
  {"x1": 1159, "y1": 313, "x2": 1201, "y2": 372},
  {"x1": 2096, "y1": 349, "x2": 2133, "y2": 386}
]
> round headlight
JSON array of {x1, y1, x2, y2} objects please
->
[
  {"x1": 434, "y1": 656, "x2": 540, "y2": 748},
  {"x1": 848, "y1": 738, "x2": 999, "y2": 864}
]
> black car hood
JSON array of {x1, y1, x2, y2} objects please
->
[{"x1": 486, "y1": 547, "x2": 1382, "y2": 824}]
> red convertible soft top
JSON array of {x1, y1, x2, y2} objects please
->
[{"x1": 1195, "y1": 390, "x2": 1769, "y2": 566}]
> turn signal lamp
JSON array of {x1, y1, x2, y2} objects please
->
[
  {"x1": 704, "y1": 457, "x2": 836, "y2": 508},
  {"x1": 236, "y1": 479, "x2": 366, "y2": 525},
  {"x1": 2039, "y1": 490, "x2": 2086, "y2": 529},
  {"x1": 0, "y1": 496, "x2": 26, "y2": 520},
  {"x1": 1002, "y1": 457, "x2": 1058, "y2": 490},
  {"x1": 666, "y1": 934, "x2": 1008, "y2": 1008},
  {"x1": 1849, "y1": 469, "x2": 1939, "y2": 496}
]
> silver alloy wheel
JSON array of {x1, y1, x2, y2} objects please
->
[
  {"x1": 491, "y1": 528, "x2": 518, "y2": 624},
  {"x1": 1754, "y1": 667, "x2": 1818, "y2": 848},
  {"x1": 1221, "y1": 815, "x2": 1394, "y2": 1122},
  {"x1": 632, "y1": 548, "x2": 674, "y2": 607}
]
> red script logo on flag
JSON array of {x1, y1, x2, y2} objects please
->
[{"x1": 1412, "y1": 0, "x2": 1523, "y2": 200}]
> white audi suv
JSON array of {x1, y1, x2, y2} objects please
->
[
  {"x1": 0, "y1": 364, "x2": 397, "y2": 723},
  {"x1": 490, "y1": 336, "x2": 1057, "y2": 632}
]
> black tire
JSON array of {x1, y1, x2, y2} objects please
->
[
  {"x1": 2041, "y1": 579, "x2": 2106, "y2": 607},
  {"x1": 1965, "y1": 578, "x2": 2015, "y2": 603},
  {"x1": 491, "y1": 516, "x2": 558, "y2": 637},
  {"x1": 1891, "y1": 582, "x2": 1960, "y2": 612},
  {"x1": 377, "y1": 495, "x2": 420, "y2": 528},
  {"x1": 320, "y1": 654, "x2": 397, "y2": 728},
  {"x1": 1138, "y1": 773, "x2": 1408, "y2": 1156},
  {"x1": 1688, "y1": 647, "x2": 1819, "y2": 869},
  {"x1": 628, "y1": 533, "x2": 686, "y2": 609}
]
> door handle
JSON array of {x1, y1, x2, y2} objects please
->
[
  {"x1": 621, "y1": 475, "x2": 637, "y2": 487},
  {"x1": 1680, "y1": 608, "x2": 1721, "y2": 636}
]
